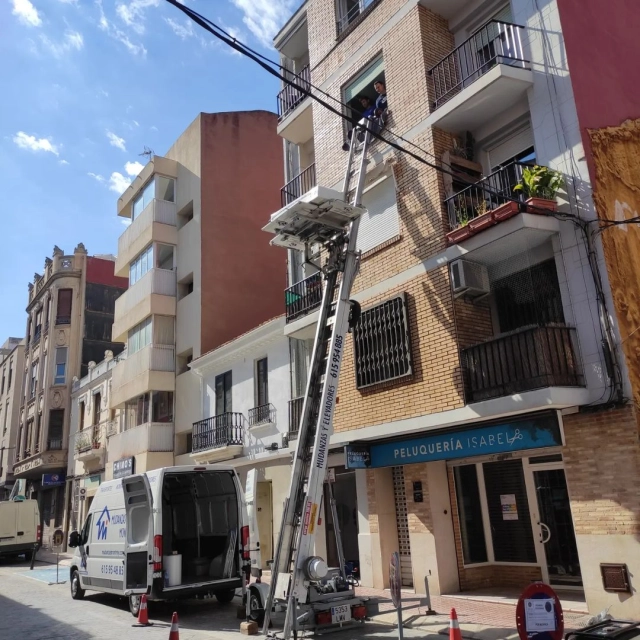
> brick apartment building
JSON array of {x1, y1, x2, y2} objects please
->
[
  {"x1": 13, "y1": 245, "x2": 126, "y2": 544},
  {"x1": 271, "y1": 0, "x2": 639, "y2": 617}
]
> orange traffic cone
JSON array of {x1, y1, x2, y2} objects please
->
[
  {"x1": 449, "y1": 608, "x2": 462, "y2": 640},
  {"x1": 168, "y1": 612, "x2": 180, "y2": 640},
  {"x1": 132, "y1": 594, "x2": 152, "y2": 627}
]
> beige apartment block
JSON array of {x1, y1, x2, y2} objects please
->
[
  {"x1": 108, "y1": 111, "x2": 285, "y2": 481},
  {"x1": 13, "y1": 245, "x2": 126, "y2": 545},
  {"x1": 0, "y1": 337, "x2": 26, "y2": 499},
  {"x1": 272, "y1": 0, "x2": 640, "y2": 617}
]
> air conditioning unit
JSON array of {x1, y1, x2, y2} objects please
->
[{"x1": 450, "y1": 259, "x2": 490, "y2": 298}]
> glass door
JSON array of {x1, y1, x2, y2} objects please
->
[{"x1": 533, "y1": 468, "x2": 582, "y2": 587}]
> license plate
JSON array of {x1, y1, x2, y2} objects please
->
[{"x1": 331, "y1": 605, "x2": 352, "y2": 624}]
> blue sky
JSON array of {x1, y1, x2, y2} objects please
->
[{"x1": 0, "y1": 0, "x2": 297, "y2": 340}]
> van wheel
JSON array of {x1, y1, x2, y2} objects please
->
[
  {"x1": 71, "y1": 570, "x2": 85, "y2": 600},
  {"x1": 248, "y1": 590, "x2": 265, "y2": 626},
  {"x1": 129, "y1": 595, "x2": 141, "y2": 617},
  {"x1": 215, "y1": 589, "x2": 236, "y2": 604}
]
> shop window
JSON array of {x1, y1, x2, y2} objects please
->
[
  {"x1": 454, "y1": 465, "x2": 488, "y2": 564},
  {"x1": 353, "y1": 294, "x2": 412, "y2": 389},
  {"x1": 483, "y1": 459, "x2": 536, "y2": 563}
]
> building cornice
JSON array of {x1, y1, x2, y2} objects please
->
[{"x1": 27, "y1": 270, "x2": 81, "y2": 312}]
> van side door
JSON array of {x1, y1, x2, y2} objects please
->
[
  {"x1": 245, "y1": 469, "x2": 262, "y2": 574},
  {"x1": 122, "y1": 474, "x2": 154, "y2": 595}
]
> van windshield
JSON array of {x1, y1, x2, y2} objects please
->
[{"x1": 161, "y1": 471, "x2": 239, "y2": 586}]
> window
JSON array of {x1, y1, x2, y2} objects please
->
[
  {"x1": 177, "y1": 201, "x2": 194, "y2": 229},
  {"x1": 92, "y1": 393, "x2": 101, "y2": 426},
  {"x1": 178, "y1": 273, "x2": 194, "y2": 300},
  {"x1": 343, "y1": 58, "x2": 385, "y2": 131},
  {"x1": 128, "y1": 317, "x2": 152, "y2": 354},
  {"x1": 48, "y1": 409, "x2": 64, "y2": 449},
  {"x1": 41, "y1": 354, "x2": 47, "y2": 389},
  {"x1": 34, "y1": 413, "x2": 41, "y2": 452},
  {"x1": 7, "y1": 360, "x2": 12, "y2": 391},
  {"x1": 357, "y1": 176, "x2": 399, "y2": 254},
  {"x1": 155, "y1": 243, "x2": 174, "y2": 271},
  {"x1": 152, "y1": 391, "x2": 173, "y2": 422},
  {"x1": 79, "y1": 400, "x2": 85, "y2": 431},
  {"x1": 454, "y1": 465, "x2": 488, "y2": 564},
  {"x1": 56, "y1": 289, "x2": 73, "y2": 324},
  {"x1": 352, "y1": 294, "x2": 413, "y2": 388},
  {"x1": 336, "y1": 0, "x2": 376, "y2": 34},
  {"x1": 256, "y1": 358, "x2": 269, "y2": 407},
  {"x1": 35, "y1": 309, "x2": 42, "y2": 336},
  {"x1": 131, "y1": 175, "x2": 175, "y2": 221},
  {"x1": 2, "y1": 401, "x2": 8, "y2": 435},
  {"x1": 30, "y1": 361, "x2": 37, "y2": 398},
  {"x1": 215, "y1": 371, "x2": 232, "y2": 415},
  {"x1": 186, "y1": 432, "x2": 193, "y2": 453},
  {"x1": 80, "y1": 513, "x2": 92, "y2": 546},
  {"x1": 129, "y1": 245, "x2": 153, "y2": 285},
  {"x1": 1, "y1": 368, "x2": 5, "y2": 395},
  {"x1": 125, "y1": 393, "x2": 150, "y2": 428},
  {"x1": 54, "y1": 348, "x2": 68, "y2": 385}
]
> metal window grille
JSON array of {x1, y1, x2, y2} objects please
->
[{"x1": 353, "y1": 293, "x2": 413, "y2": 389}]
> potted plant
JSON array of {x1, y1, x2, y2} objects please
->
[
  {"x1": 446, "y1": 206, "x2": 473, "y2": 244},
  {"x1": 469, "y1": 199, "x2": 495, "y2": 232},
  {"x1": 513, "y1": 165, "x2": 564, "y2": 212}
]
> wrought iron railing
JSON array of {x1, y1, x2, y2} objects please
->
[
  {"x1": 288, "y1": 396, "x2": 304, "y2": 440},
  {"x1": 336, "y1": 0, "x2": 378, "y2": 35},
  {"x1": 192, "y1": 413, "x2": 245, "y2": 453},
  {"x1": 285, "y1": 271, "x2": 323, "y2": 323},
  {"x1": 281, "y1": 163, "x2": 316, "y2": 207},
  {"x1": 248, "y1": 403, "x2": 276, "y2": 427},
  {"x1": 47, "y1": 438, "x2": 63, "y2": 450},
  {"x1": 75, "y1": 423, "x2": 106, "y2": 454},
  {"x1": 445, "y1": 160, "x2": 536, "y2": 230},
  {"x1": 429, "y1": 20, "x2": 529, "y2": 109},
  {"x1": 33, "y1": 327, "x2": 42, "y2": 345},
  {"x1": 277, "y1": 65, "x2": 311, "y2": 121},
  {"x1": 461, "y1": 325, "x2": 584, "y2": 403}
]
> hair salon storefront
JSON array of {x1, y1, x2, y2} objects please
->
[{"x1": 348, "y1": 410, "x2": 582, "y2": 596}]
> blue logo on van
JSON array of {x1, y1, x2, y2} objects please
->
[{"x1": 96, "y1": 506, "x2": 110, "y2": 541}]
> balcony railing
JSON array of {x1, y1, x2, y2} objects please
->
[
  {"x1": 74, "y1": 423, "x2": 106, "y2": 455},
  {"x1": 106, "y1": 420, "x2": 119, "y2": 437},
  {"x1": 288, "y1": 396, "x2": 304, "y2": 440},
  {"x1": 192, "y1": 413, "x2": 245, "y2": 453},
  {"x1": 248, "y1": 403, "x2": 276, "y2": 427},
  {"x1": 107, "y1": 422, "x2": 174, "y2": 460},
  {"x1": 47, "y1": 438, "x2": 63, "y2": 450},
  {"x1": 277, "y1": 65, "x2": 311, "y2": 121},
  {"x1": 461, "y1": 325, "x2": 584, "y2": 403},
  {"x1": 32, "y1": 326, "x2": 42, "y2": 345},
  {"x1": 281, "y1": 163, "x2": 317, "y2": 207},
  {"x1": 445, "y1": 160, "x2": 535, "y2": 230},
  {"x1": 285, "y1": 272, "x2": 323, "y2": 323},
  {"x1": 429, "y1": 20, "x2": 529, "y2": 109},
  {"x1": 336, "y1": 0, "x2": 378, "y2": 35}
]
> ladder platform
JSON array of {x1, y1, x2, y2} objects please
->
[{"x1": 263, "y1": 185, "x2": 366, "y2": 251}]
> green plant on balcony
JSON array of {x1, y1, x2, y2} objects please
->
[
  {"x1": 455, "y1": 206, "x2": 470, "y2": 227},
  {"x1": 513, "y1": 165, "x2": 564, "y2": 200}
]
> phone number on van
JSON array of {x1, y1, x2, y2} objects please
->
[{"x1": 101, "y1": 564, "x2": 124, "y2": 576}]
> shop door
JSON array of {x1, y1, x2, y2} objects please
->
[
  {"x1": 325, "y1": 469, "x2": 359, "y2": 570},
  {"x1": 392, "y1": 467, "x2": 414, "y2": 587},
  {"x1": 256, "y1": 481, "x2": 273, "y2": 569},
  {"x1": 532, "y1": 468, "x2": 582, "y2": 587}
]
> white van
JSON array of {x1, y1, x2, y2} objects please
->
[{"x1": 67, "y1": 465, "x2": 253, "y2": 616}]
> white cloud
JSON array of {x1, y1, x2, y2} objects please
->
[
  {"x1": 13, "y1": 131, "x2": 59, "y2": 155},
  {"x1": 58, "y1": 0, "x2": 78, "y2": 4},
  {"x1": 164, "y1": 16, "x2": 194, "y2": 39},
  {"x1": 121, "y1": 218, "x2": 132, "y2": 226},
  {"x1": 106, "y1": 131, "x2": 126, "y2": 151},
  {"x1": 12, "y1": 0, "x2": 42, "y2": 27},
  {"x1": 59, "y1": 159, "x2": 69, "y2": 165},
  {"x1": 88, "y1": 172, "x2": 106, "y2": 183},
  {"x1": 132, "y1": 120, "x2": 139, "y2": 127},
  {"x1": 39, "y1": 30, "x2": 84, "y2": 57},
  {"x1": 125, "y1": 160, "x2": 144, "y2": 176},
  {"x1": 231, "y1": 0, "x2": 295, "y2": 48},
  {"x1": 116, "y1": 0, "x2": 159, "y2": 35},
  {"x1": 109, "y1": 171, "x2": 132, "y2": 194},
  {"x1": 97, "y1": 0, "x2": 147, "y2": 57},
  {"x1": 150, "y1": 125, "x2": 158, "y2": 131}
]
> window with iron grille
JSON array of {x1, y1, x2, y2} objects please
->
[{"x1": 353, "y1": 293, "x2": 413, "y2": 389}]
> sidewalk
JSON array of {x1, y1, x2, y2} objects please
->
[
  {"x1": 356, "y1": 586, "x2": 593, "y2": 640},
  {"x1": 34, "y1": 547, "x2": 74, "y2": 567}
]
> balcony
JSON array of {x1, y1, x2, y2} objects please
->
[
  {"x1": 191, "y1": 413, "x2": 245, "y2": 463},
  {"x1": 285, "y1": 272, "x2": 323, "y2": 324},
  {"x1": 74, "y1": 423, "x2": 107, "y2": 464},
  {"x1": 281, "y1": 164, "x2": 317, "y2": 208},
  {"x1": 112, "y1": 268, "x2": 176, "y2": 342},
  {"x1": 115, "y1": 199, "x2": 178, "y2": 278},
  {"x1": 288, "y1": 396, "x2": 304, "y2": 440},
  {"x1": 111, "y1": 344, "x2": 175, "y2": 407},
  {"x1": 277, "y1": 66, "x2": 313, "y2": 144},
  {"x1": 107, "y1": 422, "x2": 174, "y2": 461},
  {"x1": 248, "y1": 403, "x2": 276, "y2": 428},
  {"x1": 461, "y1": 325, "x2": 585, "y2": 403},
  {"x1": 427, "y1": 20, "x2": 533, "y2": 131}
]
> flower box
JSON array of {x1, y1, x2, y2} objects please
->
[
  {"x1": 446, "y1": 225, "x2": 472, "y2": 244},
  {"x1": 525, "y1": 197, "x2": 557, "y2": 213},
  {"x1": 493, "y1": 200, "x2": 520, "y2": 221},
  {"x1": 468, "y1": 211, "x2": 495, "y2": 232}
]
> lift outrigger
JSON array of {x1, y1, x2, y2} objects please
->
[{"x1": 249, "y1": 119, "x2": 378, "y2": 638}]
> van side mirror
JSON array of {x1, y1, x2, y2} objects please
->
[{"x1": 68, "y1": 531, "x2": 80, "y2": 548}]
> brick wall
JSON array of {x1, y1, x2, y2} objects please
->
[
  {"x1": 453, "y1": 298, "x2": 493, "y2": 350},
  {"x1": 563, "y1": 405, "x2": 640, "y2": 536},
  {"x1": 404, "y1": 462, "x2": 432, "y2": 533},
  {"x1": 333, "y1": 267, "x2": 465, "y2": 433},
  {"x1": 447, "y1": 465, "x2": 543, "y2": 591},
  {"x1": 366, "y1": 468, "x2": 379, "y2": 534}
]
